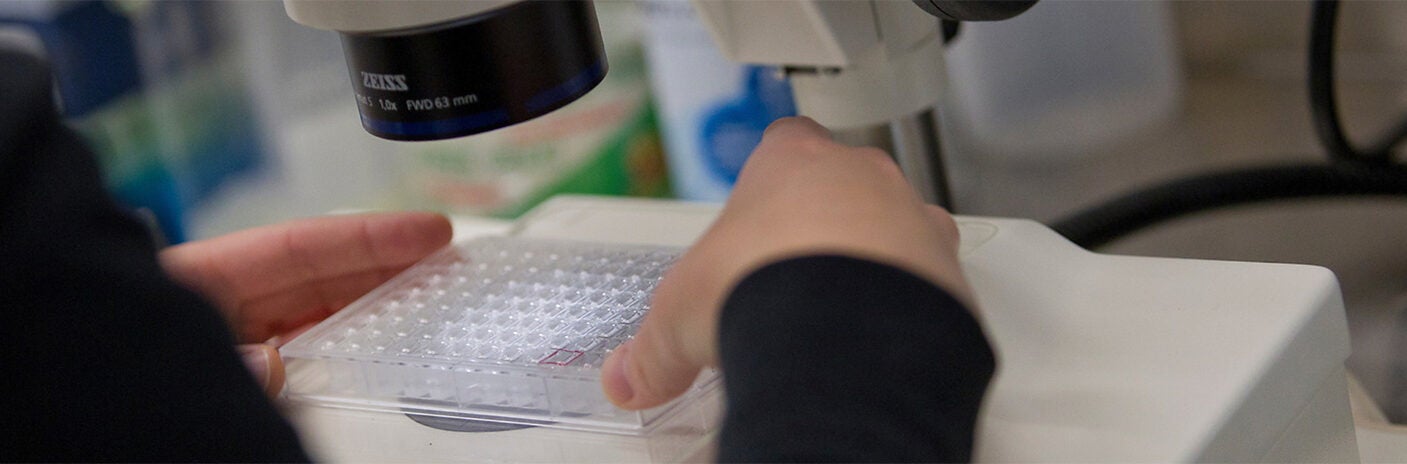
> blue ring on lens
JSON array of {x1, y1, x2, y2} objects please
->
[
  {"x1": 525, "y1": 61, "x2": 606, "y2": 113},
  {"x1": 360, "y1": 109, "x2": 512, "y2": 138}
]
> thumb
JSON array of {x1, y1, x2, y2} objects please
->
[
  {"x1": 601, "y1": 320, "x2": 705, "y2": 410},
  {"x1": 239, "y1": 344, "x2": 286, "y2": 398}
]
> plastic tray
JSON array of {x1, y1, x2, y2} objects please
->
[{"x1": 280, "y1": 237, "x2": 719, "y2": 434}]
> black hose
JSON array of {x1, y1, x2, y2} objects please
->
[
  {"x1": 1309, "y1": 0, "x2": 1395, "y2": 164},
  {"x1": 1050, "y1": 163, "x2": 1407, "y2": 249},
  {"x1": 1048, "y1": 0, "x2": 1407, "y2": 249},
  {"x1": 1310, "y1": 0, "x2": 1357, "y2": 161}
]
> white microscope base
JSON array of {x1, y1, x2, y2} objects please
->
[{"x1": 286, "y1": 195, "x2": 1377, "y2": 462}]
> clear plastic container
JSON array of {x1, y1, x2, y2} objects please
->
[
  {"x1": 942, "y1": 0, "x2": 1182, "y2": 163},
  {"x1": 640, "y1": 0, "x2": 795, "y2": 201},
  {"x1": 280, "y1": 237, "x2": 719, "y2": 434}
]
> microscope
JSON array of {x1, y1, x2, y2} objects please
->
[{"x1": 280, "y1": 1, "x2": 1373, "y2": 461}]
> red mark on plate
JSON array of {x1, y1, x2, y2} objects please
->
[{"x1": 538, "y1": 348, "x2": 584, "y2": 366}]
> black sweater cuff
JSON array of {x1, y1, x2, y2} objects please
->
[{"x1": 717, "y1": 255, "x2": 995, "y2": 462}]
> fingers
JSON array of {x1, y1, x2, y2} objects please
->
[
  {"x1": 238, "y1": 344, "x2": 285, "y2": 398},
  {"x1": 601, "y1": 268, "x2": 715, "y2": 410},
  {"x1": 736, "y1": 117, "x2": 850, "y2": 192},
  {"x1": 161, "y1": 212, "x2": 451, "y2": 308},
  {"x1": 761, "y1": 116, "x2": 833, "y2": 144},
  {"x1": 601, "y1": 328, "x2": 704, "y2": 410},
  {"x1": 232, "y1": 266, "x2": 404, "y2": 342},
  {"x1": 746, "y1": 117, "x2": 908, "y2": 187},
  {"x1": 749, "y1": 117, "x2": 834, "y2": 166}
]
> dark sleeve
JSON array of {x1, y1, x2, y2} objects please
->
[
  {"x1": 716, "y1": 256, "x2": 996, "y2": 463},
  {"x1": 0, "y1": 51, "x2": 310, "y2": 462}
]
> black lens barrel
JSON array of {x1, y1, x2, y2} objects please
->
[{"x1": 340, "y1": 1, "x2": 607, "y2": 141}]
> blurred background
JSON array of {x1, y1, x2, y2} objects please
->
[{"x1": 3, "y1": 0, "x2": 1407, "y2": 422}]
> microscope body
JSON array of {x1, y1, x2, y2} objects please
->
[
  {"x1": 692, "y1": 1, "x2": 946, "y2": 131},
  {"x1": 693, "y1": 1, "x2": 951, "y2": 203}
]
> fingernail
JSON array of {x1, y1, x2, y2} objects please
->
[
  {"x1": 603, "y1": 341, "x2": 635, "y2": 405},
  {"x1": 239, "y1": 344, "x2": 273, "y2": 390}
]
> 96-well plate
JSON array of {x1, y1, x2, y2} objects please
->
[{"x1": 281, "y1": 237, "x2": 718, "y2": 433}]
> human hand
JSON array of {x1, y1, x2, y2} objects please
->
[
  {"x1": 601, "y1": 117, "x2": 972, "y2": 409},
  {"x1": 159, "y1": 212, "x2": 452, "y2": 394}
]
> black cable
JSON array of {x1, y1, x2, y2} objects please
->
[
  {"x1": 1048, "y1": 0, "x2": 1407, "y2": 249},
  {"x1": 1051, "y1": 163, "x2": 1407, "y2": 249},
  {"x1": 1310, "y1": 0, "x2": 1359, "y2": 161},
  {"x1": 1310, "y1": 0, "x2": 1396, "y2": 164}
]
